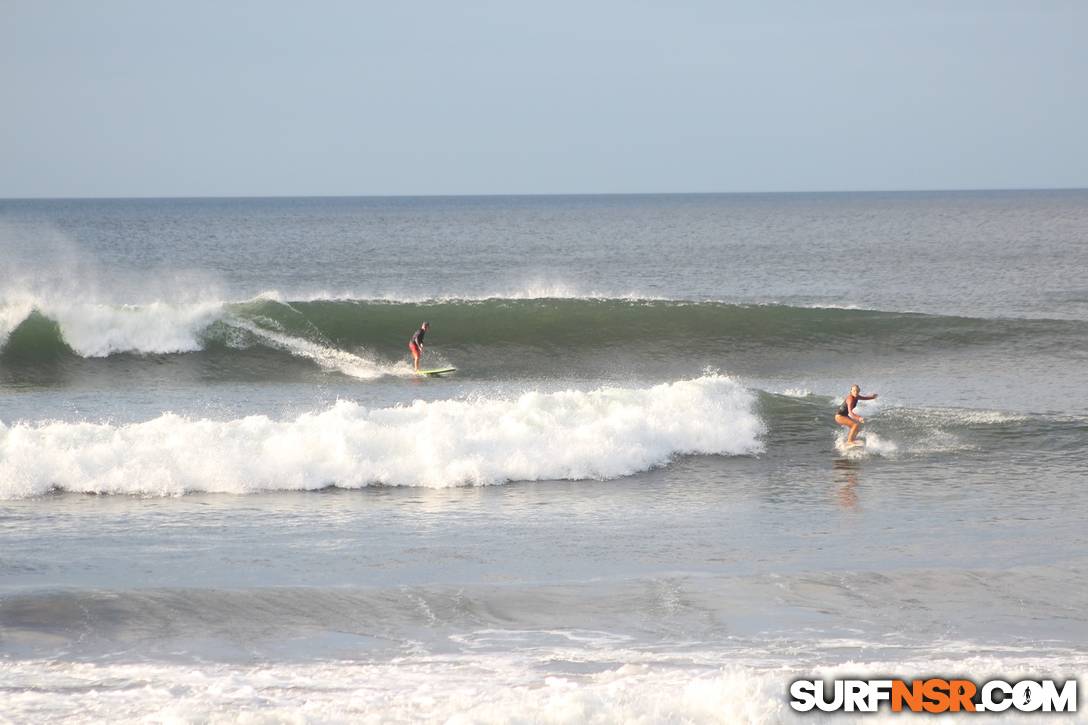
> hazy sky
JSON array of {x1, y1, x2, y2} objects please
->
[{"x1": 2, "y1": 0, "x2": 1085, "y2": 197}]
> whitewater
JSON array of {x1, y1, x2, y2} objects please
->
[{"x1": 0, "y1": 376, "x2": 763, "y2": 497}]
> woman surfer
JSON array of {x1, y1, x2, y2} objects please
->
[{"x1": 835, "y1": 384, "x2": 878, "y2": 446}]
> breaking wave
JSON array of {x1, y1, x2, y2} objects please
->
[
  {"x1": 0, "y1": 375, "x2": 764, "y2": 498},
  {"x1": 2, "y1": 294, "x2": 1083, "y2": 379}
]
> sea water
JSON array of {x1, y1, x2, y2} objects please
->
[{"x1": 1, "y1": 192, "x2": 1086, "y2": 722}]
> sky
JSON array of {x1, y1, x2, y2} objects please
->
[{"x1": 1, "y1": 0, "x2": 1085, "y2": 197}]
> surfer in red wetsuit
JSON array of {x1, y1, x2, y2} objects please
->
[
  {"x1": 408, "y1": 322, "x2": 429, "y2": 371},
  {"x1": 834, "y1": 384, "x2": 878, "y2": 446}
]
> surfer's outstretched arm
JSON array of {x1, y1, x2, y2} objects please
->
[{"x1": 853, "y1": 392, "x2": 876, "y2": 422}]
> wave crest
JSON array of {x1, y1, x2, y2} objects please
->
[
  {"x1": 4, "y1": 294, "x2": 1082, "y2": 372},
  {"x1": 0, "y1": 376, "x2": 764, "y2": 498}
]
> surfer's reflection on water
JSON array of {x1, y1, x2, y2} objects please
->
[{"x1": 833, "y1": 458, "x2": 861, "y2": 510}]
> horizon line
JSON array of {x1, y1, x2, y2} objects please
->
[{"x1": 2, "y1": 186, "x2": 1087, "y2": 202}]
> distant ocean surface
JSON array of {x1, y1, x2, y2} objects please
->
[{"x1": 1, "y1": 192, "x2": 1086, "y2": 722}]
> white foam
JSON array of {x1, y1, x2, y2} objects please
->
[
  {"x1": 0, "y1": 375, "x2": 764, "y2": 498},
  {"x1": 800, "y1": 301, "x2": 867, "y2": 310},
  {"x1": 0, "y1": 658, "x2": 783, "y2": 725},
  {"x1": 249, "y1": 283, "x2": 671, "y2": 303},
  {"x1": 0, "y1": 651, "x2": 1079, "y2": 724},
  {"x1": 224, "y1": 314, "x2": 409, "y2": 380},
  {"x1": 891, "y1": 407, "x2": 1029, "y2": 426},
  {"x1": 50, "y1": 300, "x2": 222, "y2": 357},
  {"x1": 0, "y1": 294, "x2": 224, "y2": 357},
  {"x1": 834, "y1": 431, "x2": 898, "y2": 458}
]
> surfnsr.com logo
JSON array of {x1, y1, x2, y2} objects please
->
[{"x1": 789, "y1": 678, "x2": 1078, "y2": 714}]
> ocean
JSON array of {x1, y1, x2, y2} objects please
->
[{"x1": 1, "y1": 191, "x2": 1086, "y2": 722}]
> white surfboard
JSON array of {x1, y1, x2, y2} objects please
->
[{"x1": 417, "y1": 367, "x2": 456, "y2": 376}]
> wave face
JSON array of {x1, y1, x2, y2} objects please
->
[
  {"x1": 2, "y1": 295, "x2": 1083, "y2": 376},
  {"x1": 0, "y1": 375, "x2": 763, "y2": 498}
]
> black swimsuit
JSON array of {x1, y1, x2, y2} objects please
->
[{"x1": 837, "y1": 397, "x2": 852, "y2": 417}]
